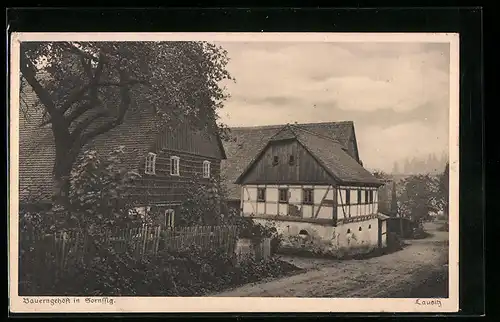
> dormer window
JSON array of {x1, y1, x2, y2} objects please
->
[
  {"x1": 272, "y1": 156, "x2": 279, "y2": 166},
  {"x1": 203, "y1": 160, "x2": 211, "y2": 178},
  {"x1": 170, "y1": 156, "x2": 180, "y2": 176},
  {"x1": 145, "y1": 152, "x2": 157, "y2": 175},
  {"x1": 289, "y1": 155, "x2": 295, "y2": 165}
]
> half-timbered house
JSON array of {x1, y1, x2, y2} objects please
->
[
  {"x1": 19, "y1": 84, "x2": 227, "y2": 226},
  {"x1": 222, "y1": 122, "x2": 388, "y2": 250}
]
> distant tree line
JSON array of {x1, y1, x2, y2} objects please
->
[
  {"x1": 392, "y1": 153, "x2": 448, "y2": 175},
  {"x1": 373, "y1": 162, "x2": 449, "y2": 223}
]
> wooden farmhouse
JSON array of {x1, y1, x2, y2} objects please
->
[
  {"x1": 19, "y1": 84, "x2": 227, "y2": 226},
  {"x1": 222, "y1": 122, "x2": 388, "y2": 250}
]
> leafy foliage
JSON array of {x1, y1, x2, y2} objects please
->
[
  {"x1": 175, "y1": 174, "x2": 283, "y2": 254},
  {"x1": 437, "y1": 162, "x2": 449, "y2": 216},
  {"x1": 20, "y1": 41, "x2": 233, "y2": 202},
  {"x1": 20, "y1": 146, "x2": 144, "y2": 234},
  {"x1": 176, "y1": 173, "x2": 226, "y2": 226},
  {"x1": 19, "y1": 244, "x2": 300, "y2": 296},
  {"x1": 397, "y1": 174, "x2": 441, "y2": 222},
  {"x1": 65, "y1": 146, "x2": 145, "y2": 231}
]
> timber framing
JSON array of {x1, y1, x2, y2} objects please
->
[{"x1": 250, "y1": 214, "x2": 336, "y2": 226}]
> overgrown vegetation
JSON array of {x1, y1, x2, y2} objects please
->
[
  {"x1": 176, "y1": 173, "x2": 283, "y2": 254},
  {"x1": 19, "y1": 148, "x2": 294, "y2": 296},
  {"x1": 20, "y1": 41, "x2": 233, "y2": 206},
  {"x1": 373, "y1": 163, "x2": 449, "y2": 224},
  {"x1": 19, "y1": 243, "x2": 300, "y2": 296}
]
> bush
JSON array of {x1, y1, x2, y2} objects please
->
[
  {"x1": 19, "y1": 244, "x2": 300, "y2": 296},
  {"x1": 18, "y1": 147, "x2": 295, "y2": 296},
  {"x1": 230, "y1": 216, "x2": 283, "y2": 255},
  {"x1": 437, "y1": 222, "x2": 449, "y2": 232}
]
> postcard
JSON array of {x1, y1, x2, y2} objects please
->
[{"x1": 9, "y1": 32, "x2": 459, "y2": 313}]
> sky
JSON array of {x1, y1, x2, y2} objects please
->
[{"x1": 216, "y1": 41, "x2": 450, "y2": 172}]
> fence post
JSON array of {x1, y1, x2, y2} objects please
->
[
  {"x1": 141, "y1": 226, "x2": 148, "y2": 257},
  {"x1": 154, "y1": 226, "x2": 161, "y2": 255}
]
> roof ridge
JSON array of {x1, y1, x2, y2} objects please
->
[
  {"x1": 291, "y1": 124, "x2": 343, "y2": 145},
  {"x1": 229, "y1": 120, "x2": 354, "y2": 130}
]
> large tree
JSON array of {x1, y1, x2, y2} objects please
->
[
  {"x1": 398, "y1": 174, "x2": 440, "y2": 222},
  {"x1": 438, "y1": 162, "x2": 449, "y2": 215},
  {"x1": 20, "y1": 41, "x2": 232, "y2": 205}
]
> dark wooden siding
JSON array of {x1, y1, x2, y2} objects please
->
[
  {"x1": 240, "y1": 139, "x2": 334, "y2": 184},
  {"x1": 155, "y1": 122, "x2": 224, "y2": 159},
  {"x1": 130, "y1": 149, "x2": 221, "y2": 206}
]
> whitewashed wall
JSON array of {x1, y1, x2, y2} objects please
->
[
  {"x1": 253, "y1": 217, "x2": 381, "y2": 249},
  {"x1": 336, "y1": 186, "x2": 379, "y2": 219},
  {"x1": 241, "y1": 184, "x2": 334, "y2": 219}
]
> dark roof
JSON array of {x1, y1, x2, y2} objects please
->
[
  {"x1": 221, "y1": 122, "x2": 381, "y2": 200},
  {"x1": 19, "y1": 85, "x2": 226, "y2": 202},
  {"x1": 291, "y1": 126, "x2": 382, "y2": 186}
]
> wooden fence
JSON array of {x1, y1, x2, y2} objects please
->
[{"x1": 19, "y1": 225, "x2": 238, "y2": 271}]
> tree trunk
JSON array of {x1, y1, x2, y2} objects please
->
[
  {"x1": 52, "y1": 136, "x2": 79, "y2": 209},
  {"x1": 52, "y1": 156, "x2": 73, "y2": 208}
]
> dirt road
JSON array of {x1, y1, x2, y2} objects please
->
[{"x1": 214, "y1": 221, "x2": 449, "y2": 298}]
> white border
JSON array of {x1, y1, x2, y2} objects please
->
[{"x1": 9, "y1": 32, "x2": 460, "y2": 313}]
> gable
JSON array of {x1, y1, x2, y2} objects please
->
[
  {"x1": 232, "y1": 124, "x2": 382, "y2": 194},
  {"x1": 221, "y1": 121, "x2": 362, "y2": 200},
  {"x1": 269, "y1": 126, "x2": 297, "y2": 142},
  {"x1": 236, "y1": 139, "x2": 335, "y2": 184}
]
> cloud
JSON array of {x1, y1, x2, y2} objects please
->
[
  {"x1": 220, "y1": 42, "x2": 449, "y2": 115},
  {"x1": 359, "y1": 122, "x2": 449, "y2": 170},
  {"x1": 216, "y1": 41, "x2": 450, "y2": 172}
]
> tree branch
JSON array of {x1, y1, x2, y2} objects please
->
[
  {"x1": 79, "y1": 70, "x2": 133, "y2": 147},
  {"x1": 19, "y1": 50, "x2": 57, "y2": 116},
  {"x1": 40, "y1": 78, "x2": 143, "y2": 127},
  {"x1": 64, "y1": 42, "x2": 98, "y2": 61},
  {"x1": 97, "y1": 79, "x2": 149, "y2": 87},
  {"x1": 40, "y1": 100, "x2": 94, "y2": 127},
  {"x1": 60, "y1": 83, "x2": 93, "y2": 113},
  {"x1": 60, "y1": 51, "x2": 107, "y2": 114},
  {"x1": 70, "y1": 110, "x2": 110, "y2": 140}
]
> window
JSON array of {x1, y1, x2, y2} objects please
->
[
  {"x1": 347, "y1": 229, "x2": 351, "y2": 234},
  {"x1": 279, "y1": 188, "x2": 289, "y2": 203},
  {"x1": 203, "y1": 160, "x2": 211, "y2": 178},
  {"x1": 272, "y1": 156, "x2": 279, "y2": 166},
  {"x1": 369, "y1": 190, "x2": 374, "y2": 203},
  {"x1": 165, "y1": 209, "x2": 175, "y2": 228},
  {"x1": 357, "y1": 189, "x2": 362, "y2": 204},
  {"x1": 145, "y1": 153, "x2": 157, "y2": 175},
  {"x1": 170, "y1": 156, "x2": 180, "y2": 176},
  {"x1": 303, "y1": 188, "x2": 313, "y2": 204},
  {"x1": 289, "y1": 155, "x2": 295, "y2": 165},
  {"x1": 368, "y1": 224, "x2": 372, "y2": 229},
  {"x1": 359, "y1": 226, "x2": 362, "y2": 231},
  {"x1": 257, "y1": 188, "x2": 266, "y2": 202},
  {"x1": 365, "y1": 190, "x2": 369, "y2": 204},
  {"x1": 345, "y1": 189, "x2": 350, "y2": 205}
]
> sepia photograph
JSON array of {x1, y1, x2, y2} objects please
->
[{"x1": 9, "y1": 32, "x2": 459, "y2": 313}]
